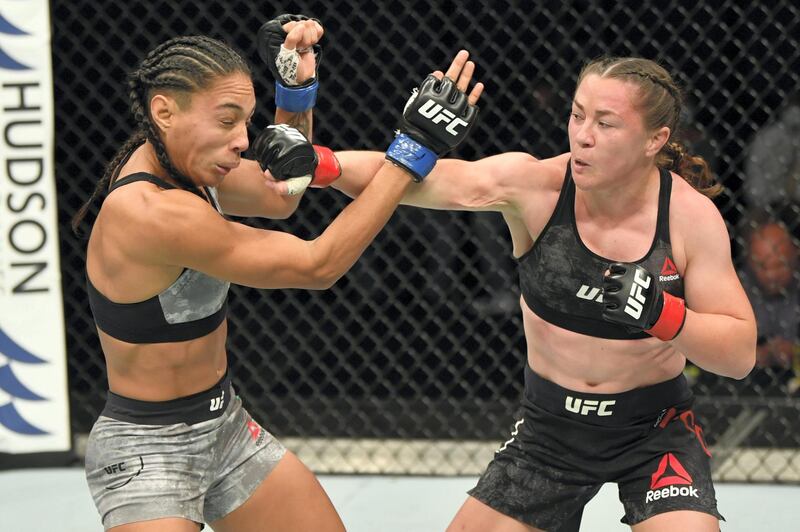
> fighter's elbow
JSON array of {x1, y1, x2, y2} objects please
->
[
  {"x1": 308, "y1": 273, "x2": 339, "y2": 290},
  {"x1": 297, "y1": 262, "x2": 340, "y2": 290},
  {"x1": 304, "y1": 252, "x2": 345, "y2": 290},
  {"x1": 733, "y1": 351, "x2": 757, "y2": 380},
  {"x1": 723, "y1": 346, "x2": 756, "y2": 380}
]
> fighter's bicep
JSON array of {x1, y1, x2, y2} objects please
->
[
  {"x1": 412, "y1": 152, "x2": 542, "y2": 211},
  {"x1": 217, "y1": 160, "x2": 297, "y2": 218},
  {"x1": 150, "y1": 199, "x2": 320, "y2": 289},
  {"x1": 681, "y1": 212, "x2": 752, "y2": 321}
]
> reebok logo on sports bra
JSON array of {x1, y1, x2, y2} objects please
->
[{"x1": 659, "y1": 256, "x2": 681, "y2": 282}]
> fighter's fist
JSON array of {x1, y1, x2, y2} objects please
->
[
  {"x1": 601, "y1": 262, "x2": 686, "y2": 341},
  {"x1": 385, "y1": 50, "x2": 483, "y2": 182},
  {"x1": 252, "y1": 124, "x2": 340, "y2": 195},
  {"x1": 258, "y1": 14, "x2": 323, "y2": 112}
]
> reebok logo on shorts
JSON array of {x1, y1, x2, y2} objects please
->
[
  {"x1": 247, "y1": 418, "x2": 266, "y2": 446},
  {"x1": 645, "y1": 453, "x2": 699, "y2": 502},
  {"x1": 659, "y1": 257, "x2": 680, "y2": 282}
]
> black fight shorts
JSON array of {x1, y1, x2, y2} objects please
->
[{"x1": 468, "y1": 365, "x2": 724, "y2": 531}]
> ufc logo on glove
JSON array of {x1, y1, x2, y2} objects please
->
[
  {"x1": 602, "y1": 262, "x2": 687, "y2": 341},
  {"x1": 267, "y1": 124, "x2": 307, "y2": 143},
  {"x1": 387, "y1": 75, "x2": 479, "y2": 182},
  {"x1": 417, "y1": 100, "x2": 469, "y2": 135},
  {"x1": 624, "y1": 269, "x2": 652, "y2": 319}
]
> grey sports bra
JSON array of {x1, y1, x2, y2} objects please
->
[{"x1": 86, "y1": 173, "x2": 230, "y2": 343}]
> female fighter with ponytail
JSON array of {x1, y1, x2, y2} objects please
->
[{"x1": 329, "y1": 56, "x2": 756, "y2": 531}]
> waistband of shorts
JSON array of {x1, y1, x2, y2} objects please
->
[
  {"x1": 523, "y1": 365, "x2": 692, "y2": 425},
  {"x1": 101, "y1": 371, "x2": 233, "y2": 425}
]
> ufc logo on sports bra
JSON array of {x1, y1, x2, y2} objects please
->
[
  {"x1": 624, "y1": 269, "x2": 651, "y2": 319},
  {"x1": 417, "y1": 100, "x2": 468, "y2": 135},
  {"x1": 565, "y1": 396, "x2": 616, "y2": 416}
]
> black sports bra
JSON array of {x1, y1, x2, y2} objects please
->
[
  {"x1": 86, "y1": 173, "x2": 230, "y2": 343},
  {"x1": 517, "y1": 164, "x2": 684, "y2": 340}
]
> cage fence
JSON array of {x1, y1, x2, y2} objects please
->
[{"x1": 55, "y1": 0, "x2": 800, "y2": 481}]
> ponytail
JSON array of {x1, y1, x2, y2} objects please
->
[{"x1": 657, "y1": 141, "x2": 723, "y2": 199}]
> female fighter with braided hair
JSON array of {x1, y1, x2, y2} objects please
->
[
  {"x1": 327, "y1": 56, "x2": 756, "y2": 531},
  {"x1": 73, "y1": 16, "x2": 482, "y2": 532}
]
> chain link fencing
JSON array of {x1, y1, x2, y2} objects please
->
[{"x1": 53, "y1": 0, "x2": 800, "y2": 481}]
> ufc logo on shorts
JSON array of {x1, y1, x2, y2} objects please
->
[
  {"x1": 104, "y1": 462, "x2": 126, "y2": 474},
  {"x1": 624, "y1": 269, "x2": 651, "y2": 319},
  {"x1": 267, "y1": 124, "x2": 306, "y2": 142},
  {"x1": 565, "y1": 396, "x2": 616, "y2": 416},
  {"x1": 417, "y1": 99, "x2": 468, "y2": 135},
  {"x1": 209, "y1": 389, "x2": 225, "y2": 412}
]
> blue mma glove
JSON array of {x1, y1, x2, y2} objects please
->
[
  {"x1": 257, "y1": 14, "x2": 322, "y2": 112},
  {"x1": 386, "y1": 74, "x2": 479, "y2": 181}
]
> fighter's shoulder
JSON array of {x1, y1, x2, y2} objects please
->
[
  {"x1": 669, "y1": 173, "x2": 720, "y2": 215},
  {"x1": 100, "y1": 180, "x2": 221, "y2": 244},
  {"x1": 668, "y1": 172, "x2": 728, "y2": 245},
  {"x1": 485, "y1": 151, "x2": 567, "y2": 192}
]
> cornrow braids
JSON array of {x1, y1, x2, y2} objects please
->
[
  {"x1": 129, "y1": 66, "x2": 200, "y2": 197},
  {"x1": 131, "y1": 36, "x2": 251, "y2": 196},
  {"x1": 576, "y1": 56, "x2": 721, "y2": 199},
  {"x1": 72, "y1": 35, "x2": 252, "y2": 234}
]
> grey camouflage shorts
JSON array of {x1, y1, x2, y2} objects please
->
[{"x1": 84, "y1": 375, "x2": 286, "y2": 529}]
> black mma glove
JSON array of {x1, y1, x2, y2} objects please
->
[
  {"x1": 251, "y1": 124, "x2": 340, "y2": 195},
  {"x1": 601, "y1": 262, "x2": 686, "y2": 341},
  {"x1": 385, "y1": 74, "x2": 479, "y2": 182},
  {"x1": 257, "y1": 14, "x2": 322, "y2": 112}
]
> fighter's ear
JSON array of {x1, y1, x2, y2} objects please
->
[
  {"x1": 646, "y1": 126, "x2": 670, "y2": 158},
  {"x1": 150, "y1": 93, "x2": 179, "y2": 131}
]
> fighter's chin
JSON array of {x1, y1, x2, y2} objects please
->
[
  {"x1": 570, "y1": 162, "x2": 597, "y2": 190},
  {"x1": 571, "y1": 176, "x2": 596, "y2": 193},
  {"x1": 197, "y1": 165, "x2": 228, "y2": 187},
  {"x1": 213, "y1": 164, "x2": 233, "y2": 180}
]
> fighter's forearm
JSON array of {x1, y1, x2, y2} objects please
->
[
  {"x1": 331, "y1": 151, "x2": 385, "y2": 198},
  {"x1": 275, "y1": 108, "x2": 313, "y2": 141},
  {"x1": 672, "y1": 310, "x2": 756, "y2": 379}
]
